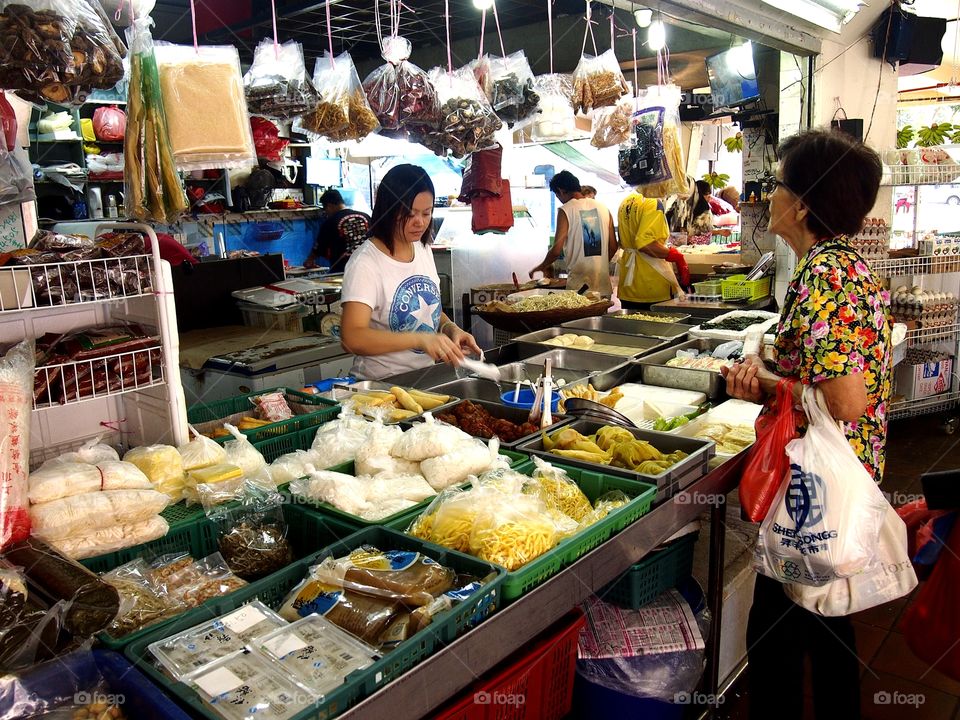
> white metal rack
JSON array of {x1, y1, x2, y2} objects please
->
[{"x1": 0, "y1": 221, "x2": 188, "y2": 464}]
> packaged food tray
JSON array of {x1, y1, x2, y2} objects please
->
[
  {"x1": 516, "y1": 419, "x2": 714, "y2": 503},
  {"x1": 123, "y1": 526, "x2": 506, "y2": 720},
  {"x1": 636, "y1": 337, "x2": 735, "y2": 399},
  {"x1": 688, "y1": 310, "x2": 779, "y2": 342},
  {"x1": 601, "y1": 532, "x2": 699, "y2": 609},
  {"x1": 187, "y1": 386, "x2": 339, "y2": 444},
  {"x1": 80, "y1": 503, "x2": 355, "y2": 649},
  {"x1": 721, "y1": 274, "x2": 772, "y2": 301}
]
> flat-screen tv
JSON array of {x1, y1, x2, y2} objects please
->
[{"x1": 706, "y1": 42, "x2": 761, "y2": 109}]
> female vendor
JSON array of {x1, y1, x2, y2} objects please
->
[{"x1": 340, "y1": 164, "x2": 481, "y2": 380}]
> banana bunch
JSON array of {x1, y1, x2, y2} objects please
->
[{"x1": 542, "y1": 424, "x2": 689, "y2": 475}]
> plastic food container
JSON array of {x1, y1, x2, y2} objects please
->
[{"x1": 501, "y1": 388, "x2": 561, "y2": 413}]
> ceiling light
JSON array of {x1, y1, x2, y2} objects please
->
[
  {"x1": 760, "y1": 0, "x2": 863, "y2": 33},
  {"x1": 634, "y1": 8, "x2": 653, "y2": 28},
  {"x1": 727, "y1": 42, "x2": 754, "y2": 77},
  {"x1": 647, "y1": 19, "x2": 666, "y2": 51},
  {"x1": 473, "y1": 0, "x2": 493, "y2": 9}
]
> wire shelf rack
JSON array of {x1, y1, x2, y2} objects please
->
[
  {"x1": 905, "y1": 323, "x2": 960, "y2": 345},
  {"x1": 882, "y1": 163, "x2": 960, "y2": 186},
  {"x1": 869, "y1": 256, "x2": 960, "y2": 277},
  {"x1": 0, "y1": 255, "x2": 155, "y2": 313},
  {"x1": 33, "y1": 344, "x2": 164, "y2": 410},
  {"x1": 889, "y1": 391, "x2": 960, "y2": 420}
]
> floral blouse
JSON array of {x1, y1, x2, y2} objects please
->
[{"x1": 772, "y1": 237, "x2": 893, "y2": 482}]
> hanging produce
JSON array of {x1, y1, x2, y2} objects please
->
[
  {"x1": 243, "y1": 38, "x2": 319, "y2": 120},
  {"x1": 421, "y1": 66, "x2": 501, "y2": 158},
  {"x1": 531, "y1": 74, "x2": 575, "y2": 141},
  {"x1": 571, "y1": 48, "x2": 629, "y2": 114},
  {"x1": 362, "y1": 36, "x2": 440, "y2": 137},
  {"x1": 630, "y1": 84, "x2": 688, "y2": 197},
  {"x1": 591, "y1": 96, "x2": 633, "y2": 149},
  {"x1": 485, "y1": 51, "x2": 540, "y2": 129},
  {"x1": 302, "y1": 51, "x2": 379, "y2": 142}
]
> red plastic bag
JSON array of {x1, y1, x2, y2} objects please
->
[
  {"x1": 739, "y1": 377, "x2": 802, "y2": 522},
  {"x1": 459, "y1": 144, "x2": 503, "y2": 203},
  {"x1": 0, "y1": 91, "x2": 16, "y2": 152},
  {"x1": 250, "y1": 117, "x2": 289, "y2": 161},
  {"x1": 901, "y1": 518, "x2": 960, "y2": 682},
  {"x1": 471, "y1": 179, "x2": 513, "y2": 234},
  {"x1": 92, "y1": 105, "x2": 126, "y2": 142}
]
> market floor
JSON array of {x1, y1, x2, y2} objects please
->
[{"x1": 715, "y1": 412, "x2": 960, "y2": 720}]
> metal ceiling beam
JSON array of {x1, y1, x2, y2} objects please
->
[{"x1": 596, "y1": 0, "x2": 823, "y2": 56}]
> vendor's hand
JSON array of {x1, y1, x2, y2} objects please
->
[
  {"x1": 720, "y1": 355, "x2": 770, "y2": 403},
  {"x1": 419, "y1": 333, "x2": 465, "y2": 366},
  {"x1": 446, "y1": 325, "x2": 483, "y2": 357}
]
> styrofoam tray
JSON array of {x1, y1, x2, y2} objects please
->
[
  {"x1": 688, "y1": 310, "x2": 780, "y2": 342},
  {"x1": 673, "y1": 399, "x2": 762, "y2": 455}
]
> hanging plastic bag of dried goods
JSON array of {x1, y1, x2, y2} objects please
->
[
  {"x1": 250, "y1": 116, "x2": 289, "y2": 162},
  {"x1": 0, "y1": 143, "x2": 35, "y2": 208},
  {"x1": 92, "y1": 105, "x2": 126, "y2": 141},
  {"x1": 123, "y1": 18, "x2": 189, "y2": 224},
  {"x1": 591, "y1": 96, "x2": 633, "y2": 149},
  {"x1": 153, "y1": 42, "x2": 257, "y2": 171},
  {"x1": 362, "y1": 36, "x2": 440, "y2": 138},
  {"x1": 571, "y1": 48, "x2": 629, "y2": 115},
  {"x1": 0, "y1": 340, "x2": 33, "y2": 550},
  {"x1": 618, "y1": 104, "x2": 669, "y2": 187},
  {"x1": 243, "y1": 38, "x2": 319, "y2": 120},
  {"x1": 531, "y1": 74, "x2": 575, "y2": 141},
  {"x1": 301, "y1": 51, "x2": 379, "y2": 142},
  {"x1": 0, "y1": 0, "x2": 125, "y2": 105},
  {"x1": 486, "y1": 51, "x2": 540, "y2": 130},
  {"x1": 631, "y1": 84, "x2": 688, "y2": 197},
  {"x1": 421, "y1": 66, "x2": 502, "y2": 158}
]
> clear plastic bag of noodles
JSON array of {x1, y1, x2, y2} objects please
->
[
  {"x1": 486, "y1": 51, "x2": 540, "y2": 129},
  {"x1": 571, "y1": 48, "x2": 629, "y2": 114},
  {"x1": 526, "y1": 457, "x2": 593, "y2": 522},
  {"x1": 153, "y1": 42, "x2": 257, "y2": 170},
  {"x1": 591, "y1": 96, "x2": 634, "y2": 149},
  {"x1": 362, "y1": 36, "x2": 440, "y2": 136},
  {"x1": 421, "y1": 66, "x2": 502, "y2": 158},
  {"x1": 468, "y1": 492, "x2": 559, "y2": 570},
  {"x1": 302, "y1": 51, "x2": 380, "y2": 142},
  {"x1": 531, "y1": 73, "x2": 575, "y2": 141},
  {"x1": 407, "y1": 485, "x2": 480, "y2": 553},
  {"x1": 632, "y1": 85, "x2": 688, "y2": 198},
  {"x1": 243, "y1": 38, "x2": 319, "y2": 120},
  {"x1": 577, "y1": 490, "x2": 631, "y2": 530}
]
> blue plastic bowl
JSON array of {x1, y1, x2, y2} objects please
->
[{"x1": 501, "y1": 388, "x2": 561, "y2": 413}]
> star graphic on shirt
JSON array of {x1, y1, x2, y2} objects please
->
[{"x1": 409, "y1": 293, "x2": 440, "y2": 331}]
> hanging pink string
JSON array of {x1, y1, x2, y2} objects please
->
[
  {"x1": 271, "y1": 0, "x2": 279, "y2": 59},
  {"x1": 326, "y1": 0, "x2": 336, "y2": 67},
  {"x1": 632, "y1": 27, "x2": 638, "y2": 108},
  {"x1": 190, "y1": 0, "x2": 199, "y2": 53},
  {"x1": 547, "y1": 0, "x2": 553, "y2": 73},
  {"x1": 491, "y1": 0, "x2": 507, "y2": 59},
  {"x1": 610, "y1": 9, "x2": 614, "y2": 51},
  {"x1": 445, "y1": 0, "x2": 452, "y2": 72},
  {"x1": 478, "y1": 8, "x2": 486, "y2": 61},
  {"x1": 581, "y1": 0, "x2": 598, "y2": 56}
]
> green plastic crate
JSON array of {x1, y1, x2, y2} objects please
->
[
  {"x1": 187, "y1": 387, "x2": 339, "y2": 444},
  {"x1": 286, "y1": 449, "x2": 530, "y2": 531},
  {"x1": 123, "y1": 526, "x2": 506, "y2": 720},
  {"x1": 253, "y1": 424, "x2": 322, "y2": 463},
  {"x1": 601, "y1": 532, "x2": 699, "y2": 609},
  {"x1": 80, "y1": 503, "x2": 354, "y2": 650}
]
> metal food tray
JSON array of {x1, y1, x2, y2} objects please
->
[
  {"x1": 637, "y1": 338, "x2": 735, "y2": 400},
  {"x1": 514, "y1": 328, "x2": 668, "y2": 359},
  {"x1": 517, "y1": 347, "x2": 631, "y2": 376},
  {"x1": 610, "y1": 309, "x2": 691, "y2": 323},
  {"x1": 406, "y1": 398, "x2": 573, "y2": 449},
  {"x1": 517, "y1": 418, "x2": 714, "y2": 502},
  {"x1": 330, "y1": 381, "x2": 459, "y2": 423},
  {"x1": 426, "y1": 377, "x2": 506, "y2": 403},
  {"x1": 561, "y1": 315, "x2": 693, "y2": 341}
]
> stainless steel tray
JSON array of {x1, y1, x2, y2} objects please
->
[
  {"x1": 503, "y1": 348, "x2": 628, "y2": 385},
  {"x1": 514, "y1": 327, "x2": 667, "y2": 359},
  {"x1": 637, "y1": 338, "x2": 734, "y2": 400},
  {"x1": 517, "y1": 418, "x2": 714, "y2": 501},
  {"x1": 425, "y1": 377, "x2": 505, "y2": 403},
  {"x1": 610, "y1": 309, "x2": 691, "y2": 323},
  {"x1": 329, "y1": 381, "x2": 460, "y2": 423},
  {"x1": 561, "y1": 315, "x2": 692, "y2": 341}
]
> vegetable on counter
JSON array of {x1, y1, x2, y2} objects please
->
[{"x1": 652, "y1": 403, "x2": 712, "y2": 432}]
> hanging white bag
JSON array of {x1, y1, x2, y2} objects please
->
[
  {"x1": 784, "y1": 505, "x2": 917, "y2": 616},
  {"x1": 753, "y1": 386, "x2": 889, "y2": 587}
]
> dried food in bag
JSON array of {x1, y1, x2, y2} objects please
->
[
  {"x1": 28, "y1": 487, "x2": 169, "y2": 541},
  {"x1": 28, "y1": 460, "x2": 150, "y2": 505},
  {"x1": 421, "y1": 66, "x2": 502, "y2": 158},
  {"x1": 362, "y1": 36, "x2": 440, "y2": 134},
  {"x1": 486, "y1": 51, "x2": 540, "y2": 128},
  {"x1": 213, "y1": 499, "x2": 293, "y2": 580},
  {"x1": 300, "y1": 52, "x2": 379, "y2": 141},
  {"x1": 419, "y1": 437, "x2": 505, "y2": 491},
  {"x1": 591, "y1": 97, "x2": 633, "y2": 148},
  {"x1": 532, "y1": 73, "x2": 575, "y2": 140},
  {"x1": 149, "y1": 600, "x2": 287, "y2": 679},
  {"x1": 52, "y1": 515, "x2": 169, "y2": 560},
  {"x1": 468, "y1": 494, "x2": 558, "y2": 570},
  {"x1": 154, "y1": 42, "x2": 257, "y2": 170},
  {"x1": 100, "y1": 558, "x2": 181, "y2": 638},
  {"x1": 243, "y1": 38, "x2": 318, "y2": 119},
  {"x1": 161, "y1": 552, "x2": 248, "y2": 607},
  {"x1": 618, "y1": 105, "x2": 669, "y2": 186},
  {"x1": 0, "y1": 0, "x2": 125, "y2": 105},
  {"x1": 0, "y1": 340, "x2": 33, "y2": 549},
  {"x1": 572, "y1": 48, "x2": 629, "y2": 114},
  {"x1": 631, "y1": 85, "x2": 688, "y2": 197},
  {"x1": 526, "y1": 458, "x2": 593, "y2": 521}
]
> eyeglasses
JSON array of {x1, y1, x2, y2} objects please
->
[{"x1": 771, "y1": 178, "x2": 799, "y2": 196}]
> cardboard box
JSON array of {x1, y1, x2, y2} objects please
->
[
  {"x1": 896, "y1": 357, "x2": 953, "y2": 400},
  {"x1": 0, "y1": 267, "x2": 33, "y2": 311}
]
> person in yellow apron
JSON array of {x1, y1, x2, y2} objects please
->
[{"x1": 617, "y1": 192, "x2": 687, "y2": 307}]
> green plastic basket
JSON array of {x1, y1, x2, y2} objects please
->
[
  {"x1": 187, "y1": 387, "x2": 340, "y2": 444},
  {"x1": 492, "y1": 460, "x2": 656, "y2": 601},
  {"x1": 601, "y1": 532, "x2": 699, "y2": 609},
  {"x1": 721, "y1": 274, "x2": 772, "y2": 301},
  {"x1": 123, "y1": 526, "x2": 506, "y2": 720},
  {"x1": 692, "y1": 280, "x2": 722, "y2": 296},
  {"x1": 80, "y1": 503, "x2": 354, "y2": 650},
  {"x1": 253, "y1": 425, "x2": 322, "y2": 463}
]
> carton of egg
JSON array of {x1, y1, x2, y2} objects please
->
[{"x1": 892, "y1": 286, "x2": 958, "y2": 328}]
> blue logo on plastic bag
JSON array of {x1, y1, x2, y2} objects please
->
[{"x1": 785, "y1": 463, "x2": 825, "y2": 530}]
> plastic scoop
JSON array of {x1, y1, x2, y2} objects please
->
[{"x1": 459, "y1": 357, "x2": 502, "y2": 381}]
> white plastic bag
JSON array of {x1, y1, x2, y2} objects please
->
[
  {"x1": 391, "y1": 413, "x2": 472, "y2": 462},
  {"x1": 753, "y1": 387, "x2": 889, "y2": 587},
  {"x1": 222, "y1": 424, "x2": 267, "y2": 479},
  {"x1": 178, "y1": 425, "x2": 227, "y2": 472},
  {"x1": 784, "y1": 505, "x2": 918, "y2": 616},
  {"x1": 46, "y1": 435, "x2": 119, "y2": 465},
  {"x1": 310, "y1": 412, "x2": 372, "y2": 467},
  {"x1": 28, "y1": 460, "x2": 151, "y2": 504},
  {"x1": 419, "y1": 438, "x2": 505, "y2": 491}
]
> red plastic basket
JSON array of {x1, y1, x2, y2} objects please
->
[{"x1": 432, "y1": 610, "x2": 586, "y2": 720}]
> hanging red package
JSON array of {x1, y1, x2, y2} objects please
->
[
  {"x1": 459, "y1": 144, "x2": 503, "y2": 203},
  {"x1": 471, "y1": 178, "x2": 513, "y2": 233},
  {"x1": 92, "y1": 105, "x2": 126, "y2": 142},
  {"x1": 901, "y1": 516, "x2": 960, "y2": 682},
  {"x1": 250, "y1": 116, "x2": 289, "y2": 161},
  {"x1": 0, "y1": 92, "x2": 16, "y2": 152},
  {"x1": 738, "y1": 378, "x2": 803, "y2": 522}
]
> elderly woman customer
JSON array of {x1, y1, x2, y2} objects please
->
[{"x1": 722, "y1": 130, "x2": 891, "y2": 720}]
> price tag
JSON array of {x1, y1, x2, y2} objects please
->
[
  {"x1": 222, "y1": 605, "x2": 267, "y2": 634},
  {"x1": 263, "y1": 633, "x2": 307, "y2": 658},
  {"x1": 193, "y1": 667, "x2": 243, "y2": 697}
]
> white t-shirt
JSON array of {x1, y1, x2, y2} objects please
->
[
  {"x1": 341, "y1": 240, "x2": 442, "y2": 380},
  {"x1": 559, "y1": 198, "x2": 613, "y2": 295}
]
